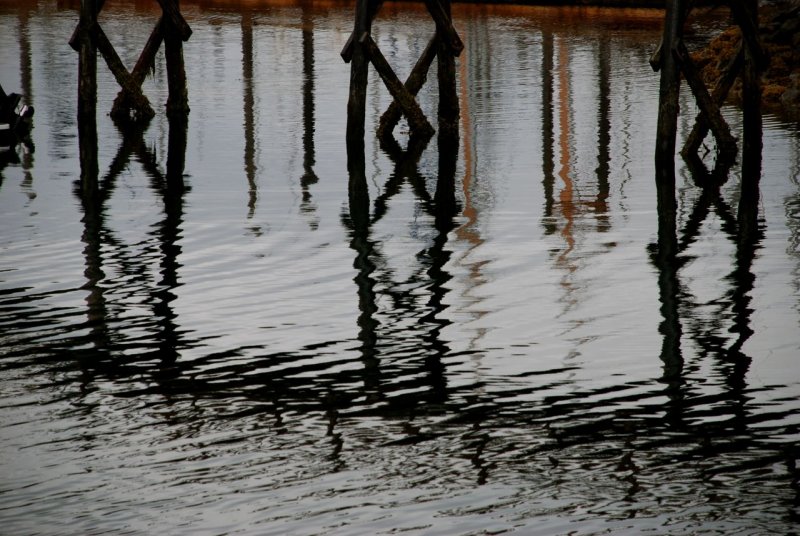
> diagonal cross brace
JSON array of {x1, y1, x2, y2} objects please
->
[
  {"x1": 362, "y1": 34, "x2": 435, "y2": 138},
  {"x1": 683, "y1": 43, "x2": 744, "y2": 157},
  {"x1": 378, "y1": 33, "x2": 439, "y2": 138},
  {"x1": 674, "y1": 40, "x2": 737, "y2": 158}
]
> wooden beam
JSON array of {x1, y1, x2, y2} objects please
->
[
  {"x1": 363, "y1": 34, "x2": 434, "y2": 138},
  {"x1": 164, "y1": 4, "x2": 190, "y2": 117},
  {"x1": 378, "y1": 33, "x2": 438, "y2": 138},
  {"x1": 346, "y1": 0, "x2": 375, "y2": 151},
  {"x1": 92, "y1": 23, "x2": 155, "y2": 121},
  {"x1": 675, "y1": 40, "x2": 736, "y2": 157},
  {"x1": 683, "y1": 43, "x2": 743, "y2": 156},
  {"x1": 69, "y1": 0, "x2": 105, "y2": 51}
]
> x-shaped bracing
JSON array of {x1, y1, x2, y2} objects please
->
[
  {"x1": 71, "y1": 0, "x2": 191, "y2": 123},
  {"x1": 652, "y1": 0, "x2": 766, "y2": 175},
  {"x1": 342, "y1": 0, "x2": 463, "y2": 140}
]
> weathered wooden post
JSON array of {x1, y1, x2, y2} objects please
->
[
  {"x1": 72, "y1": 0, "x2": 190, "y2": 122},
  {"x1": 345, "y1": 0, "x2": 376, "y2": 153},
  {"x1": 77, "y1": 0, "x2": 99, "y2": 200},
  {"x1": 77, "y1": 0, "x2": 97, "y2": 124},
  {"x1": 343, "y1": 0, "x2": 461, "y2": 147},
  {"x1": 434, "y1": 0, "x2": 459, "y2": 143},
  {"x1": 654, "y1": 0, "x2": 686, "y2": 176},
  {"x1": 739, "y1": 0, "x2": 762, "y2": 208},
  {"x1": 163, "y1": 0, "x2": 190, "y2": 117}
]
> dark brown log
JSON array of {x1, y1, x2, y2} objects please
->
[
  {"x1": 378, "y1": 33, "x2": 438, "y2": 138},
  {"x1": 682, "y1": 43, "x2": 743, "y2": 156},
  {"x1": 363, "y1": 34, "x2": 434, "y2": 138},
  {"x1": 675, "y1": 40, "x2": 736, "y2": 157}
]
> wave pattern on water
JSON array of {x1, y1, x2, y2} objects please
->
[{"x1": 2, "y1": 1, "x2": 800, "y2": 534}]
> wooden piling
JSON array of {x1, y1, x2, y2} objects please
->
[
  {"x1": 74, "y1": 0, "x2": 190, "y2": 122},
  {"x1": 739, "y1": 0, "x2": 762, "y2": 236},
  {"x1": 377, "y1": 34, "x2": 439, "y2": 139},
  {"x1": 345, "y1": 0, "x2": 375, "y2": 152},
  {"x1": 654, "y1": 0, "x2": 687, "y2": 175},
  {"x1": 435, "y1": 0, "x2": 459, "y2": 143},
  {"x1": 77, "y1": 0, "x2": 97, "y2": 124},
  {"x1": 682, "y1": 44, "x2": 743, "y2": 157},
  {"x1": 164, "y1": 0, "x2": 190, "y2": 117}
]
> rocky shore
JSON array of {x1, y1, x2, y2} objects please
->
[{"x1": 691, "y1": 1, "x2": 800, "y2": 121}]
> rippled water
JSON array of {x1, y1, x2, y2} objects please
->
[{"x1": 2, "y1": 1, "x2": 800, "y2": 534}]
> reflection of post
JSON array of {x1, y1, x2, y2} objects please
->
[
  {"x1": 18, "y1": 5, "x2": 33, "y2": 103},
  {"x1": 76, "y1": 104, "x2": 107, "y2": 355},
  {"x1": 154, "y1": 117, "x2": 189, "y2": 373},
  {"x1": 541, "y1": 30, "x2": 555, "y2": 234},
  {"x1": 421, "y1": 134, "x2": 460, "y2": 403},
  {"x1": 594, "y1": 37, "x2": 611, "y2": 231},
  {"x1": 557, "y1": 37, "x2": 575, "y2": 262},
  {"x1": 346, "y1": 142, "x2": 382, "y2": 402},
  {"x1": 300, "y1": 6, "x2": 319, "y2": 205},
  {"x1": 653, "y1": 187, "x2": 683, "y2": 383},
  {"x1": 241, "y1": 11, "x2": 257, "y2": 217}
]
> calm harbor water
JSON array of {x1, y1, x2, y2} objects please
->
[{"x1": 2, "y1": 1, "x2": 800, "y2": 534}]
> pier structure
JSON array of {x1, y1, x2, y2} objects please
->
[
  {"x1": 71, "y1": 0, "x2": 191, "y2": 124},
  {"x1": 341, "y1": 0, "x2": 463, "y2": 154},
  {"x1": 653, "y1": 0, "x2": 765, "y2": 183}
]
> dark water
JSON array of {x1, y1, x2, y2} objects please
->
[{"x1": 2, "y1": 1, "x2": 800, "y2": 534}]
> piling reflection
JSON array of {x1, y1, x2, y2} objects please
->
[
  {"x1": 3, "y1": 4, "x2": 800, "y2": 531},
  {"x1": 242, "y1": 10, "x2": 258, "y2": 220},
  {"x1": 651, "y1": 123, "x2": 764, "y2": 441},
  {"x1": 74, "y1": 111, "x2": 190, "y2": 382},
  {"x1": 342, "y1": 130, "x2": 457, "y2": 412},
  {"x1": 540, "y1": 33, "x2": 615, "y2": 312},
  {"x1": 300, "y1": 4, "x2": 319, "y2": 219}
]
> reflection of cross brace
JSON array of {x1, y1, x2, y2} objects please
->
[
  {"x1": 371, "y1": 133, "x2": 435, "y2": 224},
  {"x1": 70, "y1": 0, "x2": 191, "y2": 122},
  {"x1": 342, "y1": 0, "x2": 462, "y2": 142}
]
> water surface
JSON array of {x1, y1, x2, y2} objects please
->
[{"x1": 2, "y1": 1, "x2": 800, "y2": 534}]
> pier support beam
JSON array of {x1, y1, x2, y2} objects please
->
[
  {"x1": 653, "y1": 0, "x2": 765, "y2": 189},
  {"x1": 343, "y1": 0, "x2": 461, "y2": 149},
  {"x1": 71, "y1": 0, "x2": 191, "y2": 123}
]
